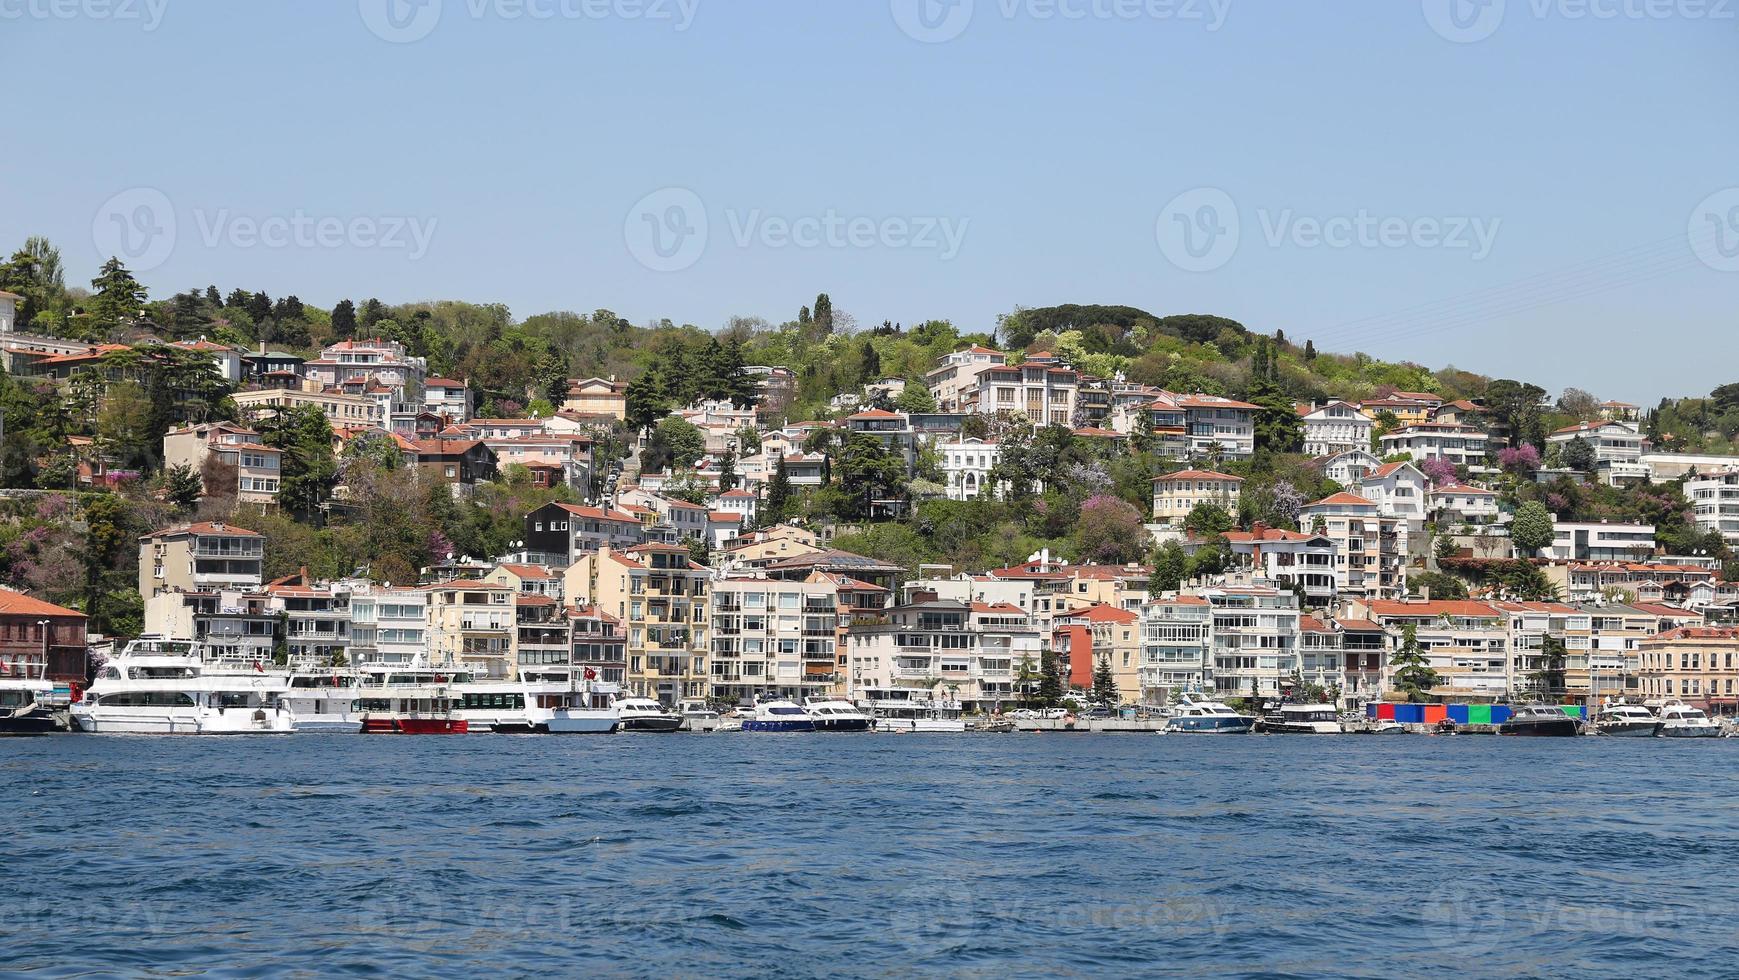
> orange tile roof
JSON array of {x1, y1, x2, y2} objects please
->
[
  {"x1": 0, "y1": 588, "x2": 85, "y2": 619},
  {"x1": 1153, "y1": 469, "x2": 1244, "y2": 483}
]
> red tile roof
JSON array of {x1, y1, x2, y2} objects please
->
[
  {"x1": 1153, "y1": 469, "x2": 1244, "y2": 483},
  {"x1": 0, "y1": 588, "x2": 86, "y2": 619}
]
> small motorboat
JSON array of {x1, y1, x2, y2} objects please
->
[
  {"x1": 1593, "y1": 701, "x2": 1662, "y2": 738},
  {"x1": 1653, "y1": 700, "x2": 1722, "y2": 739},
  {"x1": 1165, "y1": 696, "x2": 1255, "y2": 734},
  {"x1": 1498, "y1": 703, "x2": 1581, "y2": 737},
  {"x1": 1254, "y1": 703, "x2": 1342, "y2": 734},
  {"x1": 803, "y1": 698, "x2": 873, "y2": 732},
  {"x1": 742, "y1": 699, "x2": 816, "y2": 733}
]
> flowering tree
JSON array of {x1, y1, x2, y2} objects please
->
[
  {"x1": 1074, "y1": 495, "x2": 1149, "y2": 565},
  {"x1": 1420, "y1": 456, "x2": 1458, "y2": 486},
  {"x1": 1498, "y1": 444, "x2": 1540, "y2": 474}
]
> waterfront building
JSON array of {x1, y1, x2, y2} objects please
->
[
  {"x1": 267, "y1": 577, "x2": 352, "y2": 668},
  {"x1": 1138, "y1": 595, "x2": 1211, "y2": 703},
  {"x1": 424, "y1": 580, "x2": 516, "y2": 679},
  {"x1": 347, "y1": 584, "x2": 429, "y2": 668},
  {"x1": 139, "y1": 522, "x2": 264, "y2": 600},
  {"x1": 1348, "y1": 598, "x2": 1507, "y2": 700},
  {"x1": 0, "y1": 587, "x2": 89, "y2": 686},
  {"x1": 1052, "y1": 603, "x2": 1141, "y2": 698},
  {"x1": 565, "y1": 544, "x2": 710, "y2": 705},
  {"x1": 1203, "y1": 585, "x2": 1302, "y2": 701},
  {"x1": 1638, "y1": 626, "x2": 1739, "y2": 715},
  {"x1": 710, "y1": 576, "x2": 840, "y2": 705},
  {"x1": 845, "y1": 598, "x2": 1040, "y2": 712}
]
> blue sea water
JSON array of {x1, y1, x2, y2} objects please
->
[{"x1": 5, "y1": 733, "x2": 1739, "y2": 978}]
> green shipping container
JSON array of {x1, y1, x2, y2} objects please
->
[
  {"x1": 1468, "y1": 704, "x2": 1492, "y2": 725},
  {"x1": 1560, "y1": 705, "x2": 1583, "y2": 719}
]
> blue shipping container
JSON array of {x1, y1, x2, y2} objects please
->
[
  {"x1": 1491, "y1": 705, "x2": 1514, "y2": 723},
  {"x1": 1365, "y1": 703, "x2": 1377, "y2": 719},
  {"x1": 1447, "y1": 704, "x2": 1471, "y2": 724},
  {"x1": 1394, "y1": 704, "x2": 1425, "y2": 724}
]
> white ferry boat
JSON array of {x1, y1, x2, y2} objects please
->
[
  {"x1": 1254, "y1": 703, "x2": 1342, "y2": 735},
  {"x1": 864, "y1": 697, "x2": 967, "y2": 733},
  {"x1": 615, "y1": 696, "x2": 683, "y2": 732},
  {"x1": 536, "y1": 681, "x2": 621, "y2": 734},
  {"x1": 71, "y1": 637, "x2": 294, "y2": 735},
  {"x1": 1165, "y1": 696, "x2": 1256, "y2": 734},
  {"x1": 0, "y1": 659, "x2": 59, "y2": 735},
  {"x1": 283, "y1": 669, "x2": 365, "y2": 734},
  {"x1": 1651, "y1": 699, "x2": 1723, "y2": 738}
]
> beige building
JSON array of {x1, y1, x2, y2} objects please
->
[
  {"x1": 1152, "y1": 470, "x2": 1243, "y2": 523},
  {"x1": 564, "y1": 543, "x2": 711, "y2": 705},
  {"x1": 424, "y1": 580, "x2": 516, "y2": 679},
  {"x1": 562, "y1": 377, "x2": 628, "y2": 421},
  {"x1": 1638, "y1": 627, "x2": 1739, "y2": 715},
  {"x1": 710, "y1": 575, "x2": 840, "y2": 705},
  {"x1": 162, "y1": 422, "x2": 283, "y2": 508},
  {"x1": 233, "y1": 387, "x2": 381, "y2": 426},
  {"x1": 139, "y1": 522, "x2": 264, "y2": 600}
]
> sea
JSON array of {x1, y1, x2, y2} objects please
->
[{"x1": 5, "y1": 733, "x2": 1739, "y2": 978}]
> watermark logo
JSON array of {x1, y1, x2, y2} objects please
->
[
  {"x1": 359, "y1": 0, "x2": 443, "y2": 43},
  {"x1": 1157, "y1": 188, "x2": 1502, "y2": 271},
  {"x1": 92, "y1": 187, "x2": 177, "y2": 272},
  {"x1": 891, "y1": 0, "x2": 975, "y2": 42},
  {"x1": 1156, "y1": 187, "x2": 1240, "y2": 273},
  {"x1": 1691, "y1": 188, "x2": 1739, "y2": 273},
  {"x1": 625, "y1": 188, "x2": 709, "y2": 272},
  {"x1": 1423, "y1": 0, "x2": 1507, "y2": 42},
  {"x1": 0, "y1": 0, "x2": 170, "y2": 30},
  {"x1": 624, "y1": 188, "x2": 970, "y2": 271}
]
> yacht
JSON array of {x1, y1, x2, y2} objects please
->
[
  {"x1": 0, "y1": 660, "x2": 59, "y2": 735},
  {"x1": 1653, "y1": 700, "x2": 1722, "y2": 738},
  {"x1": 678, "y1": 698, "x2": 721, "y2": 733},
  {"x1": 1498, "y1": 703, "x2": 1581, "y2": 737},
  {"x1": 1593, "y1": 701, "x2": 1662, "y2": 738},
  {"x1": 71, "y1": 637, "x2": 294, "y2": 735},
  {"x1": 282, "y1": 669, "x2": 365, "y2": 734},
  {"x1": 866, "y1": 698, "x2": 967, "y2": 733},
  {"x1": 803, "y1": 698, "x2": 874, "y2": 732},
  {"x1": 1254, "y1": 703, "x2": 1343, "y2": 734},
  {"x1": 615, "y1": 696, "x2": 683, "y2": 733},
  {"x1": 742, "y1": 699, "x2": 817, "y2": 733},
  {"x1": 1165, "y1": 696, "x2": 1256, "y2": 734},
  {"x1": 451, "y1": 680, "x2": 537, "y2": 734}
]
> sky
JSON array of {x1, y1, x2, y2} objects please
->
[{"x1": 3, "y1": 0, "x2": 1735, "y2": 403}]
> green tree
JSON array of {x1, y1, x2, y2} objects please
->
[
  {"x1": 1092, "y1": 656, "x2": 1120, "y2": 706},
  {"x1": 1563, "y1": 436, "x2": 1596, "y2": 473},
  {"x1": 834, "y1": 434, "x2": 907, "y2": 518},
  {"x1": 765, "y1": 455, "x2": 792, "y2": 525},
  {"x1": 895, "y1": 383, "x2": 936, "y2": 414},
  {"x1": 1037, "y1": 649, "x2": 1065, "y2": 706},
  {"x1": 1389, "y1": 624, "x2": 1441, "y2": 703},
  {"x1": 331, "y1": 299, "x2": 358, "y2": 340},
  {"x1": 1149, "y1": 540, "x2": 1189, "y2": 595},
  {"x1": 1183, "y1": 502, "x2": 1236, "y2": 537},
  {"x1": 1512, "y1": 501, "x2": 1556, "y2": 555},
  {"x1": 88, "y1": 257, "x2": 148, "y2": 334},
  {"x1": 1528, "y1": 634, "x2": 1568, "y2": 699},
  {"x1": 643, "y1": 417, "x2": 706, "y2": 473},
  {"x1": 262, "y1": 405, "x2": 339, "y2": 522},
  {"x1": 163, "y1": 464, "x2": 204, "y2": 510}
]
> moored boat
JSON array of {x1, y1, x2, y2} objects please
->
[
  {"x1": 1254, "y1": 703, "x2": 1342, "y2": 734},
  {"x1": 803, "y1": 698, "x2": 873, "y2": 732},
  {"x1": 1165, "y1": 696, "x2": 1255, "y2": 734},
  {"x1": 865, "y1": 698, "x2": 966, "y2": 733},
  {"x1": 742, "y1": 699, "x2": 817, "y2": 733},
  {"x1": 678, "y1": 698, "x2": 721, "y2": 733},
  {"x1": 1593, "y1": 701, "x2": 1662, "y2": 738},
  {"x1": 283, "y1": 669, "x2": 365, "y2": 734},
  {"x1": 615, "y1": 696, "x2": 683, "y2": 733},
  {"x1": 1654, "y1": 700, "x2": 1723, "y2": 738},
  {"x1": 537, "y1": 681, "x2": 621, "y2": 734},
  {"x1": 1498, "y1": 703, "x2": 1581, "y2": 737},
  {"x1": 0, "y1": 660, "x2": 60, "y2": 736},
  {"x1": 70, "y1": 637, "x2": 294, "y2": 735}
]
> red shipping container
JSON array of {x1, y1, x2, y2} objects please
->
[
  {"x1": 1376, "y1": 703, "x2": 1396, "y2": 720},
  {"x1": 1423, "y1": 705, "x2": 1448, "y2": 724}
]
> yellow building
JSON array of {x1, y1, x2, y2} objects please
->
[
  {"x1": 564, "y1": 544, "x2": 710, "y2": 705},
  {"x1": 424, "y1": 580, "x2": 516, "y2": 679},
  {"x1": 562, "y1": 377, "x2": 628, "y2": 421}
]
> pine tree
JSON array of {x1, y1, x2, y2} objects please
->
[
  {"x1": 1304, "y1": 339, "x2": 1317, "y2": 361},
  {"x1": 812, "y1": 293, "x2": 834, "y2": 334},
  {"x1": 718, "y1": 446, "x2": 739, "y2": 493},
  {"x1": 860, "y1": 340, "x2": 882, "y2": 385},
  {"x1": 331, "y1": 299, "x2": 358, "y2": 340},
  {"x1": 1037, "y1": 650, "x2": 1064, "y2": 707},
  {"x1": 1092, "y1": 656, "x2": 1119, "y2": 706},
  {"x1": 361, "y1": 298, "x2": 386, "y2": 330},
  {"x1": 88, "y1": 257, "x2": 148, "y2": 333},
  {"x1": 246, "y1": 290, "x2": 273, "y2": 324},
  {"x1": 765, "y1": 455, "x2": 791, "y2": 524},
  {"x1": 225, "y1": 288, "x2": 251, "y2": 309},
  {"x1": 1389, "y1": 624, "x2": 1442, "y2": 703}
]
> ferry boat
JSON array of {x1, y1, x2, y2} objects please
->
[
  {"x1": 1165, "y1": 696, "x2": 1256, "y2": 734},
  {"x1": 615, "y1": 696, "x2": 683, "y2": 733},
  {"x1": 866, "y1": 698, "x2": 967, "y2": 733},
  {"x1": 355, "y1": 687, "x2": 467, "y2": 734},
  {"x1": 1652, "y1": 700, "x2": 1723, "y2": 738},
  {"x1": 1254, "y1": 703, "x2": 1342, "y2": 734},
  {"x1": 536, "y1": 682, "x2": 621, "y2": 735},
  {"x1": 803, "y1": 698, "x2": 874, "y2": 732},
  {"x1": 0, "y1": 660, "x2": 59, "y2": 735},
  {"x1": 451, "y1": 681, "x2": 537, "y2": 734},
  {"x1": 1593, "y1": 701, "x2": 1662, "y2": 738},
  {"x1": 742, "y1": 699, "x2": 817, "y2": 733},
  {"x1": 283, "y1": 669, "x2": 365, "y2": 734},
  {"x1": 1498, "y1": 703, "x2": 1581, "y2": 737},
  {"x1": 71, "y1": 637, "x2": 294, "y2": 735}
]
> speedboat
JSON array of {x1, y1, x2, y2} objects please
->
[
  {"x1": 803, "y1": 698, "x2": 874, "y2": 732},
  {"x1": 71, "y1": 637, "x2": 295, "y2": 735},
  {"x1": 1498, "y1": 703, "x2": 1581, "y2": 737},
  {"x1": 615, "y1": 696, "x2": 683, "y2": 732},
  {"x1": 1593, "y1": 701, "x2": 1662, "y2": 738},
  {"x1": 1653, "y1": 700, "x2": 1722, "y2": 738},
  {"x1": 743, "y1": 699, "x2": 817, "y2": 733},
  {"x1": 678, "y1": 698, "x2": 721, "y2": 733},
  {"x1": 1165, "y1": 696, "x2": 1255, "y2": 734},
  {"x1": 0, "y1": 660, "x2": 60, "y2": 735},
  {"x1": 1254, "y1": 703, "x2": 1342, "y2": 734}
]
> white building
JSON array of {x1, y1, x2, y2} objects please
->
[
  {"x1": 1548, "y1": 420, "x2": 1647, "y2": 484},
  {"x1": 1139, "y1": 595, "x2": 1212, "y2": 701},
  {"x1": 0, "y1": 289, "x2": 18, "y2": 333},
  {"x1": 844, "y1": 598, "x2": 1041, "y2": 712},
  {"x1": 1204, "y1": 585, "x2": 1303, "y2": 700},
  {"x1": 1221, "y1": 528, "x2": 1339, "y2": 606},
  {"x1": 1298, "y1": 492, "x2": 1409, "y2": 599},
  {"x1": 1323, "y1": 449, "x2": 1383, "y2": 487},
  {"x1": 1358, "y1": 461, "x2": 1428, "y2": 523},
  {"x1": 1378, "y1": 422, "x2": 1491, "y2": 470},
  {"x1": 1152, "y1": 470, "x2": 1243, "y2": 524},
  {"x1": 1543, "y1": 521, "x2": 1657, "y2": 562},
  {"x1": 711, "y1": 576, "x2": 840, "y2": 705},
  {"x1": 1429, "y1": 484, "x2": 1500, "y2": 526},
  {"x1": 938, "y1": 437, "x2": 1004, "y2": 501},
  {"x1": 926, "y1": 345, "x2": 1007, "y2": 413},
  {"x1": 1687, "y1": 469, "x2": 1739, "y2": 549},
  {"x1": 1300, "y1": 401, "x2": 1373, "y2": 457}
]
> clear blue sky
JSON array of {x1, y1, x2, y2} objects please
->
[{"x1": 4, "y1": 0, "x2": 1734, "y2": 402}]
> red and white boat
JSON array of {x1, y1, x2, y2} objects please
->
[{"x1": 356, "y1": 685, "x2": 468, "y2": 734}]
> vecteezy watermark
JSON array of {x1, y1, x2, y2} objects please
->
[
  {"x1": 1156, "y1": 187, "x2": 1502, "y2": 272},
  {"x1": 0, "y1": 0, "x2": 169, "y2": 30},
  {"x1": 1423, "y1": 0, "x2": 1734, "y2": 43},
  {"x1": 624, "y1": 187, "x2": 970, "y2": 272},
  {"x1": 891, "y1": 0, "x2": 1230, "y2": 43},
  {"x1": 1690, "y1": 188, "x2": 1739, "y2": 273},
  {"x1": 359, "y1": 0, "x2": 699, "y2": 43},
  {"x1": 92, "y1": 188, "x2": 439, "y2": 270}
]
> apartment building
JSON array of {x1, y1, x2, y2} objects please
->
[
  {"x1": 1151, "y1": 470, "x2": 1243, "y2": 524},
  {"x1": 711, "y1": 576, "x2": 840, "y2": 705},
  {"x1": 1204, "y1": 585, "x2": 1303, "y2": 701},
  {"x1": 562, "y1": 606, "x2": 628, "y2": 687},
  {"x1": 424, "y1": 580, "x2": 516, "y2": 679},
  {"x1": 1173, "y1": 394, "x2": 1258, "y2": 460},
  {"x1": 423, "y1": 377, "x2": 473, "y2": 421},
  {"x1": 1429, "y1": 484, "x2": 1500, "y2": 526},
  {"x1": 233, "y1": 387, "x2": 381, "y2": 427},
  {"x1": 1221, "y1": 527, "x2": 1339, "y2": 606},
  {"x1": 845, "y1": 598, "x2": 1041, "y2": 712},
  {"x1": 1687, "y1": 469, "x2": 1739, "y2": 549},
  {"x1": 145, "y1": 587, "x2": 277, "y2": 665},
  {"x1": 523, "y1": 502, "x2": 644, "y2": 566},
  {"x1": 1358, "y1": 462, "x2": 1428, "y2": 523},
  {"x1": 1547, "y1": 420, "x2": 1644, "y2": 466},
  {"x1": 1378, "y1": 423, "x2": 1491, "y2": 470},
  {"x1": 1638, "y1": 627, "x2": 1739, "y2": 714},
  {"x1": 1052, "y1": 603, "x2": 1141, "y2": 698},
  {"x1": 1138, "y1": 595, "x2": 1212, "y2": 703},
  {"x1": 1300, "y1": 401, "x2": 1373, "y2": 457},
  {"x1": 512, "y1": 595, "x2": 571, "y2": 681},
  {"x1": 565, "y1": 544, "x2": 711, "y2": 705},
  {"x1": 971, "y1": 355, "x2": 1078, "y2": 425},
  {"x1": 1543, "y1": 521, "x2": 1656, "y2": 562},
  {"x1": 926, "y1": 345, "x2": 1007, "y2": 412},
  {"x1": 1297, "y1": 493, "x2": 1409, "y2": 599},
  {"x1": 347, "y1": 585, "x2": 430, "y2": 668},
  {"x1": 162, "y1": 422, "x2": 283, "y2": 508},
  {"x1": 1350, "y1": 598, "x2": 1507, "y2": 699},
  {"x1": 139, "y1": 523, "x2": 264, "y2": 600},
  {"x1": 1324, "y1": 449, "x2": 1383, "y2": 487},
  {"x1": 268, "y1": 580, "x2": 351, "y2": 668},
  {"x1": 562, "y1": 377, "x2": 628, "y2": 421}
]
